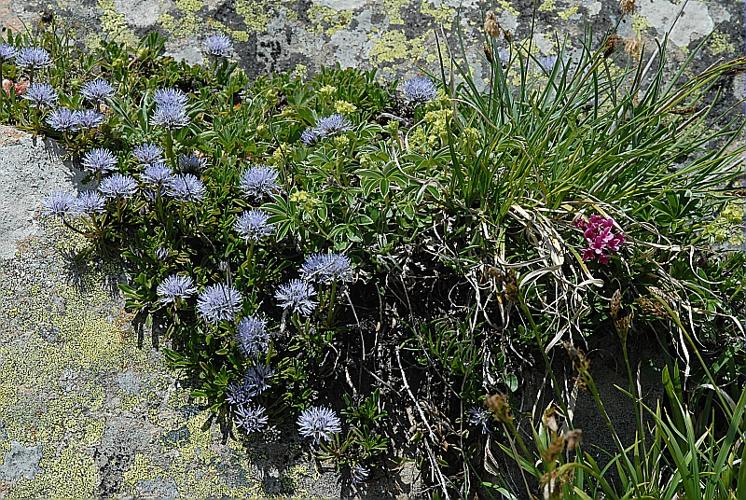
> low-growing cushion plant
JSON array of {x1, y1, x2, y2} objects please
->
[{"x1": 1, "y1": 15, "x2": 744, "y2": 498}]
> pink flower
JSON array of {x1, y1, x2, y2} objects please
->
[{"x1": 575, "y1": 214, "x2": 625, "y2": 264}]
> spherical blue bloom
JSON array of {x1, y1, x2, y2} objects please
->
[
  {"x1": 140, "y1": 162, "x2": 174, "y2": 187},
  {"x1": 151, "y1": 101, "x2": 189, "y2": 129},
  {"x1": 297, "y1": 406, "x2": 342, "y2": 444},
  {"x1": 178, "y1": 153, "x2": 208, "y2": 172},
  {"x1": 237, "y1": 316, "x2": 270, "y2": 358},
  {"x1": 234, "y1": 404, "x2": 268, "y2": 433},
  {"x1": 234, "y1": 210, "x2": 273, "y2": 242},
  {"x1": 197, "y1": 283, "x2": 242, "y2": 324},
  {"x1": 275, "y1": 279, "x2": 317, "y2": 316},
  {"x1": 226, "y1": 380, "x2": 253, "y2": 407},
  {"x1": 46, "y1": 108, "x2": 78, "y2": 132},
  {"x1": 42, "y1": 191, "x2": 77, "y2": 217},
  {"x1": 401, "y1": 76, "x2": 437, "y2": 105},
  {"x1": 239, "y1": 166, "x2": 280, "y2": 200},
  {"x1": 467, "y1": 407, "x2": 491, "y2": 434},
  {"x1": 133, "y1": 143, "x2": 163, "y2": 165},
  {"x1": 154, "y1": 88, "x2": 188, "y2": 108},
  {"x1": 203, "y1": 34, "x2": 233, "y2": 58},
  {"x1": 0, "y1": 44, "x2": 17, "y2": 61},
  {"x1": 74, "y1": 191, "x2": 106, "y2": 215},
  {"x1": 166, "y1": 174, "x2": 206, "y2": 202},
  {"x1": 300, "y1": 128, "x2": 318, "y2": 145},
  {"x1": 226, "y1": 364, "x2": 273, "y2": 405},
  {"x1": 301, "y1": 114, "x2": 352, "y2": 145},
  {"x1": 81, "y1": 78, "x2": 114, "y2": 102},
  {"x1": 15, "y1": 47, "x2": 51, "y2": 70},
  {"x1": 82, "y1": 148, "x2": 118, "y2": 174},
  {"x1": 22, "y1": 82, "x2": 57, "y2": 107},
  {"x1": 156, "y1": 274, "x2": 197, "y2": 304},
  {"x1": 300, "y1": 253, "x2": 352, "y2": 284},
  {"x1": 73, "y1": 109, "x2": 105, "y2": 129},
  {"x1": 316, "y1": 114, "x2": 353, "y2": 135},
  {"x1": 243, "y1": 364, "x2": 274, "y2": 394},
  {"x1": 99, "y1": 174, "x2": 138, "y2": 198},
  {"x1": 350, "y1": 464, "x2": 370, "y2": 485}
]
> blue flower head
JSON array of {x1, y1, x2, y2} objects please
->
[
  {"x1": 275, "y1": 279, "x2": 317, "y2": 316},
  {"x1": 178, "y1": 153, "x2": 208, "y2": 172},
  {"x1": 234, "y1": 404, "x2": 268, "y2": 433},
  {"x1": 157, "y1": 274, "x2": 197, "y2": 304},
  {"x1": 467, "y1": 407, "x2": 491, "y2": 434},
  {"x1": 244, "y1": 364, "x2": 274, "y2": 394},
  {"x1": 237, "y1": 316, "x2": 270, "y2": 358},
  {"x1": 301, "y1": 114, "x2": 352, "y2": 144},
  {"x1": 197, "y1": 283, "x2": 242, "y2": 324},
  {"x1": 239, "y1": 165, "x2": 280, "y2": 200},
  {"x1": 226, "y1": 364, "x2": 273, "y2": 405},
  {"x1": 350, "y1": 464, "x2": 370, "y2": 485},
  {"x1": 140, "y1": 162, "x2": 174, "y2": 187},
  {"x1": 99, "y1": 174, "x2": 138, "y2": 198},
  {"x1": 297, "y1": 406, "x2": 342, "y2": 444},
  {"x1": 133, "y1": 143, "x2": 164, "y2": 165},
  {"x1": 300, "y1": 253, "x2": 352, "y2": 284},
  {"x1": 82, "y1": 148, "x2": 118, "y2": 174},
  {"x1": 73, "y1": 109, "x2": 105, "y2": 129},
  {"x1": 75, "y1": 191, "x2": 106, "y2": 215},
  {"x1": 42, "y1": 191, "x2": 77, "y2": 217},
  {"x1": 151, "y1": 101, "x2": 189, "y2": 129},
  {"x1": 0, "y1": 44, "x2": 17, "y2": 61},
  {"x1": 401, "y1": 76, "x2": 437, "y2": 105},
  {"x1": 81, "y1": 79, "x2": 114, "y2": 102},
  {"x1": 154, "y1": 88, "x2": 188, "y2": 107},
  {"x1": 203, "y1": 34, "x2": 233, "y2": 58},
  {"x1": 166, "y1": 174, "x2": 205, "y2": 202},
  {"x1": 234, "y1": 210, "x2": 274, "y2": 242},
  {"x1": 15, "y1": 47, "x2": 51, "y2": 70},
  {"x1": 22, "y1": 83, "x2": 57, "y2": 107},
  {"x1": 46, "y1": 108, "x2": 78, "y2": 132}
]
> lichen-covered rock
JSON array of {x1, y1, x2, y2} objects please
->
[{"x1": 3, "y1": 0, "x2": 741, "y2": 84}]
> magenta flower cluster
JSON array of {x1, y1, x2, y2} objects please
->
[{"x1": 574, "y1": 215, "x2": 625, "y2": 264}]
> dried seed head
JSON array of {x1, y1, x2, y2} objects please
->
[
  {"x1": 485, "y1": 393, "x2": 513, "y2": 424},
  {"x1": 603, "y1": 34, "x2": 624, "y2": 58},
  {"x1": 542, "y1": 405, "x2": 560, "y2": 433},
  {"x1": 619, "y1": 0, "x2": 635, "y2": 14},
  {"x1": 624, "y1": 37, "x2": 642, "y2": 60},
  {"x1": 564, "y1": 429, "x2": 583, "y2": 451},
  {"x1": 484, "y1": 44, "x2": 494, "y2": 64},
  {"x1": 484, "y1": 11, "x2": 501, "y2": 38},
  {"x1": 610, "y1": 289, "x2": 622, "y2": 320}
]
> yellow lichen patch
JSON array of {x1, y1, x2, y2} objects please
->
[
  {"x1": 98, "y1": 0, "x2": 138, "y2": 47},
  {"x1": 539, "y1": 0, "x2": 556, "y2": 12},
  {"x1": 559, "y1": 4, "x2": 579, "y2": 20},
  {"x1": 123, "y1": 453, "x2": 164, "y2": 486},
  {"x1": 421, "y1": 2, "x2": 456, "y2": 24},
  {"x1": 368, "y1": 30, "x2": 428, "y2": 66},
  {"x1": 235, "y1": 0, "x2": 272, "y2": 33},
  {"x1": 708, "y1": 31, "x2": 734, "y2": 56},
  {"x1": 8, "y1": 446, "x2": 98, "y2": 499},
  {"x1": 308, "y1": 5, "x2": 354, "y2": 36},
  {"x1": 496, "y1": 0, "x2": 520, "y2": 17},
  {"x1": 383, "y1": 0, "x2": 408, "y2": 25}
]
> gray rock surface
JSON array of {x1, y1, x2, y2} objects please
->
[{"x1": 0, "y1": 126, "x2": 80, "y2": 260}]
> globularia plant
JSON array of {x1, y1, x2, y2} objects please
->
[{"x1": 1, "y1": 15, "x2": 744, "y2": 498}]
